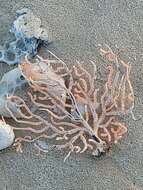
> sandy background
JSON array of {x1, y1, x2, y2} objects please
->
[{"x1": 0, "y1": 0, "x2": 143, "y2": 189}]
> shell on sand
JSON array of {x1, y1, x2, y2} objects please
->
[{"x1": 0, "y1": 120, "x2": 15, "y2": 150}]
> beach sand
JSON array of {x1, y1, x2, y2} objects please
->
[{"x1": 0, "y1": 0, "x2": 143, "y2": 189}]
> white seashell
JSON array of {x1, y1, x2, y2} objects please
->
[{"x1": 0, "y1": 120, "x2": 15, "y2": 150}]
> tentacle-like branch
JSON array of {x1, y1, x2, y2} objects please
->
[{"x1": 4, "y1": 47, "x2": 132, "y2": 160}]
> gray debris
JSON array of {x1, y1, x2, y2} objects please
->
[
  {"x1": 0, "y1": 68, "x2": 27, "y2": 117},
  {"x1": 0, "y1": 8, "x2": 50, "y2": 65}
]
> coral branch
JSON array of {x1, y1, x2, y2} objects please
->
[{"x1": 4, "y1": 48, "x2": 133, "y2": 160}]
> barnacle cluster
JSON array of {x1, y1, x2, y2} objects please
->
[
  {"x1": 0, "y1": 8, "x2": 49, "y2": 65},
  {"x1": 2, "y1": 47, "x2": 134, "y2": 160}
]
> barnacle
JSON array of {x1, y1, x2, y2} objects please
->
[{"x1": 4, "y1": 47, "x2": 134, "y2": 160}]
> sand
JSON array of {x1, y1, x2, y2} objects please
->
[{"x1": 0, "y1": 0, "x2": 143, "y2": 189}]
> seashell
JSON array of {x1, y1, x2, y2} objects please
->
[{"x1": 0, "y1": 119, "x2": 15, "y2": 150}]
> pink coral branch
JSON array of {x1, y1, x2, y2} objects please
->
[{"x1": 4, "y1": 48, "x2": 133, "y2": 160}]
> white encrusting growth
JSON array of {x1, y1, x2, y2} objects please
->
[{"x1": 0, "y1": 8, "x2": 50, "y2": 65}]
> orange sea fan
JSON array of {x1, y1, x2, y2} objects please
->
[{"x1": 5, "y1": 48, "x2": 134, "y2": 160}]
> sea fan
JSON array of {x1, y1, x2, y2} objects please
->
[{"x1": 4, "y1": 47, "x2": 134, "y2": 160}]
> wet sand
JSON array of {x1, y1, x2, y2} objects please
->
[{"x1": 0, "y1": 1, "x2": 143, "y2": 189}]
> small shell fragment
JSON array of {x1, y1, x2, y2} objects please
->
[{"x1": 0, "y1": 120, "x2": 15, "y2": 150}]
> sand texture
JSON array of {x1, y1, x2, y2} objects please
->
[{"x1": 0, "y1": 0, "x2": 143, "y2": 189}]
